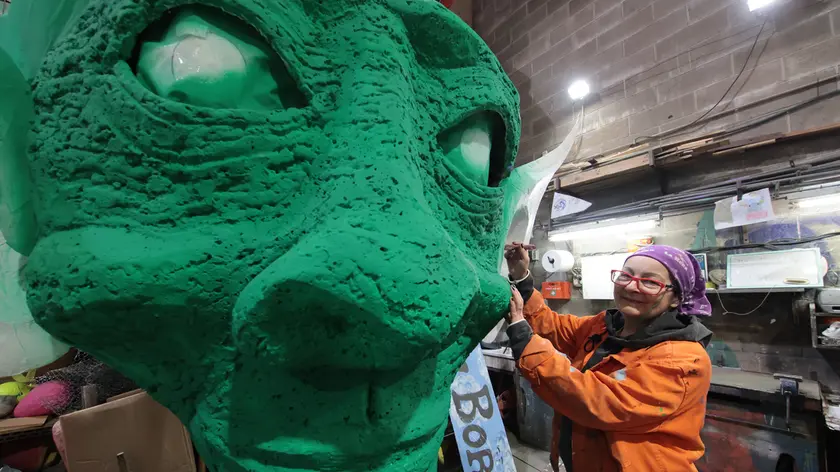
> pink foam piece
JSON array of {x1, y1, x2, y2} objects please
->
[{"x1": 13, "y1": 381, "x2": 72, "y2": 418}]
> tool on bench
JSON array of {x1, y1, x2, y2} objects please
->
[{"x1": 774, "y1": 373, "x2": 803, "y2": 431}]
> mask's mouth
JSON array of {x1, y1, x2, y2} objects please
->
[{"x1": 129, "y1": 4, "x2": 306, "y2": 111}]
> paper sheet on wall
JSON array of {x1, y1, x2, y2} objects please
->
[
  {"x1": 581, "y1": 253, "x2": 630, "y2": 300},
  {"x1": 551, "y1": 193, "x2": 591, "y2": 219},
  {"x1": 714, "y1": 188, "x2": 776, "y2": 230}
]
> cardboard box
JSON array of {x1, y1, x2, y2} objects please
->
[{"x1": 59, "y1": 391, "x2": 195, "y2": 472}]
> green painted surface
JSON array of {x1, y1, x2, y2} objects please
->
[{"x1": 0, "y1": 1, "x2": 526, "y2": 470}]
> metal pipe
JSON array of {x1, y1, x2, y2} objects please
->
[{"x1": 552, "y1": 163, "x2": 840, "y2": 226}]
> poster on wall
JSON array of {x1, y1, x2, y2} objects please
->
[
  {"x1": 713, "y1": 188, "x2": 776, "y2": 230},
  {"x1": 692, "y1": 253, "x2": 708, "y2": 283},
  {"x1": 449, "y1": 346, "x2": 516, "y2": 472}
]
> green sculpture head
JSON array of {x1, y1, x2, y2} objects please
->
[{"x1": 0, "y1": 1, "x2": 576, "y2": 470}]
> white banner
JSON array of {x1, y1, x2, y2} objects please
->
[{"x1": 551, "y1": 193, "x2": 592, "y2": 219}]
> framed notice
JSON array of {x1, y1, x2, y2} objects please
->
[
  {"x1": 449, "y1": 346, "x2": 515, "y2": 471},
  {"x1": 727, "y1": 248, "x2": 824, "y2": 289}
]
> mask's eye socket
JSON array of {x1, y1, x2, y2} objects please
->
[
  {"x1": 438, "y1": 113, "x2": 507, "y2": 188},
  {"x1": 129, "y1": 5, "x2": 306, "y2": 110}
]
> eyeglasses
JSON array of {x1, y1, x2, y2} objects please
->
[{"x1": 610, "y1": 270, "x2": 673, "y2": 296}]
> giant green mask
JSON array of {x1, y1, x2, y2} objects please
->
[{"x1": 0, "y1": 1, "x2": 577, "y2": 470}]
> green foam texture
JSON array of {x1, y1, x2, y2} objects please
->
[{"x1": 0, "y1": 0, "x2": 523, "y2": 470}]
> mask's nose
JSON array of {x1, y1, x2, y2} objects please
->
[{"x1": 231, "y1": 211, "x2": 483, "y2": 373}]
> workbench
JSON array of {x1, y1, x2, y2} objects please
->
[{"x1": 483, "y1": 350, "x2": 823, "y2": 411}]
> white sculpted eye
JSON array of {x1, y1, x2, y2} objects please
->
[
  {"x1": 171, "y1": 33, "x2": 247, "y2": 83},
  {"x1": 458, "y1": 125, "x2": 492, "y2": 183},
  {"x1": 132, "y1": 6, "x2": 306, "y2": 110},
  {"x1": 439, "y1": 114, "x2": 494, "y2": 185}
]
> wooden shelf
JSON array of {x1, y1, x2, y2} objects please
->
[
  {"x1": 707, "y1": 287, "x2": 807, "y2": 294},
  {"x1": 816, "y1": 344, "x2": 840, "y2": 350},
  {"x1": 0, "y1": 417, "x2": 55, "y2": 444}
]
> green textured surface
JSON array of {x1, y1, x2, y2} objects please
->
[{"x1": 0, "y1": 0, "x2": 523, "y2": 470}]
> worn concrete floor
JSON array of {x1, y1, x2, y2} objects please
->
[{"x1": 507, "y1": 431, "x2": 562, "y2": 472}]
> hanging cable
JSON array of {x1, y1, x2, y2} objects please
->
[
  {"x1": 714, "y1": 289, "x2": 773, "y2": 316},
  {"x1": 634, "y1": 19, "x2": 769, "y2": 144}
]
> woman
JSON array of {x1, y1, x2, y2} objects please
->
[{"x1": 506, "y1": 244, "x2": 713, "y2": 472}]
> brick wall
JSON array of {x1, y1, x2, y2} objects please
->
[
  {"x1": 450, "y1": 0, "x2": 474, "y2": 25},
  {"x1": 474, "y1": 0, "x2": 840, "y2": 166}
]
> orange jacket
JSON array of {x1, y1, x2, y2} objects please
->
[{"x1": 510, "y1": 288, "x2": 713, "y2": 472}]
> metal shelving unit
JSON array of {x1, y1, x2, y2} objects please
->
[
  {"x1": 708, "y1": 287, "x2": 807, "y2": 294},
  {"x1": 809, "y1": 303, "x2": 840, "y2": 350}
]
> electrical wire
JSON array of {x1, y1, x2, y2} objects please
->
[
  {"x1": 556, "y1": 73, "x2": 840, "y2": 179},
  {"x1": 714, "y1": 289, "x2": 774, "y2": 316},
  {"x1": 716, "y1": 88, "x2": 840, "y2": 140},
  {"x1": 681, "y1": 21, "x2": 767, "y2": 128},
  {"x1": 635, "y1": 19, "x2": 769, "y2": 144},
  {"x1": 598, "y1": 22, "x2": 767, "y2": 103}
]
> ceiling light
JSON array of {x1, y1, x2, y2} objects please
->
[
  {"x1": 548, "y1": 216, "x2": 658, "y2": 242},
  {"x1": 567, "y1": 80, "x2": 590, "y2": 100},
  {"x1": 748, "y1": 0, "x2": 776, "y2": 11}
]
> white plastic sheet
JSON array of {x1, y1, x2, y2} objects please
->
[
  {"x1": 0, "y1": 233, "x2": 69, "y2": 377},
  {"x1": 714, "y1": 188, "x2": 776, "y2": 230}
]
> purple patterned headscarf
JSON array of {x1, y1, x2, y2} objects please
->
[{"x1": 626, "y1": 245, "x2": 712, "y2": 316}]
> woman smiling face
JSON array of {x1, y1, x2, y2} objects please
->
[{"x1": 614, "y1": 256, "x2": 680, "y2": 322}]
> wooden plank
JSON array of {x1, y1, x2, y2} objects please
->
[
  {"x1": 657, "y1": 133, "x2": 784, "y2": 165},
  {"x1": 684, "y1": 139, "x2": 730, "y2": 155},
  {"x1": 552, "y1": 121, "x2": 840, "y2": 191},
  {"x1": 676, "y1": 138, "x2": 718, "y2": 151},
  {"x1": 559, "y1": 154, "x2": 650, "y2": 189},
  {"x1": 778, "y1": 121, "x2": 840, "y2": 141},
  {"x1": 711, "y1": 138, "x2": 780, "y2": 157},
  {"x1": 0, "y1": 416, "x2": 47, "y2": 434}
]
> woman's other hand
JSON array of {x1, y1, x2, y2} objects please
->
[
  {"x1": 509, "y1": 286, "x2": 525, "y2": 323},
  {"x1": 504, "y1": 242, "x2": 533, "y2": 280}
]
